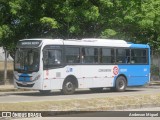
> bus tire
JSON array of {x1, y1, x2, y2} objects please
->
[
  {"x1": 114, "y1": 76, "x2": 127, "y2": 92},
  {"x1": 62, "y1": 80, "x2": 76, "y2": 95},
  {"x1": 39, "y1": 90, "x2": 51, "y2": 94},
  {"x1": 90, "y1": 88, "x2": 103, "y2": 93}
]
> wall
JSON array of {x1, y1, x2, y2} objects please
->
[{"x1": 0, "y1": 61, "x2": 13, "y2": 84}]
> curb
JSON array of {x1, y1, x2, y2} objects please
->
[
  {"x1": 149, "y1": 81, "x2": 160, "y2": 86},
  {"x1": 0, "y1": 86, "x2": 32, "y2": 92},
  {"x1": 41, "y1": 104, "x2": 160, "y2": 117},
  {"x1": 0, "y1": 85, "x2": 15, "y2": 92}
]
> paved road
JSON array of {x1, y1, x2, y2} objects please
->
[{"x1": 0, "y1": 85, "x2": 160, "y2": 103}]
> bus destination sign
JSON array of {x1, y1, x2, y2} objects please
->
[{"x1": 17, "y1": 40, "x2": 42, "y2": 48}]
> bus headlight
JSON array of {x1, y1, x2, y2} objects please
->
[
  {"x1": 13, "y1": 75, "x2": 18, "y2": 80},
  {"x1": 32, "y1": 75, "x2": 41, "y2": 81}
]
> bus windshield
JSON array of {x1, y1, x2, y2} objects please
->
[{"x1": 14, "y1": 48, "x2": 40, "y2": 72}]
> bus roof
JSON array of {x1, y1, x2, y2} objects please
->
[{"x1": 19, "y1": 38, "x2": 150, "y2": 48}]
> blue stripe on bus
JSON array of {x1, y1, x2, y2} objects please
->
[
  {"x1": 19, "y1": 74, "x2": 31, "y2": 82},
  {"x1": 130, "y1": 44, "x2": 150, "y2": 48},
  {"x1": 114, "y1": 65, "x2": 150, "y2": 86}
]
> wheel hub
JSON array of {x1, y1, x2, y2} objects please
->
[
  {"x1": 65, "y1": 82, "x2": 73, "y2": 91},
  {"x1": 119, "y1": 80, "x2": 125, "y2": 89}
]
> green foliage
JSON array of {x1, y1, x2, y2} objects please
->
[
  {"x1": 151, "y1": 65, "x2": 159, "y2": 76},
  {"x1": 0, "y1": 25, "x2": 13, "y2": 44},
  {"x1": 138, "y1": 20, "x2": 154, "y2": 29},
  {"x1": 100, "y1": 29, "x2": 117, "y2": 38},
  {"x1": 9, "y1": 0, "x2": 22, "y2": 15},
  {"x1": 83, "y1": 6, "x2": 99, "y2": 21},
  {"x1": 1, "y1": 0, "x2": 160, "y2": 55},
  {"x1": 69, "y1": 25, "x2": 80, "y2": 34},
  {"x1": 40, "y1": 17, "x2": 58, "y2": 29}
]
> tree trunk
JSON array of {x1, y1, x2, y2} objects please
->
[
  {"x1": 4, "y1": 47, "x2": 9, "y2": 85},
  {"x1": 158, "y1": 54, "x2": 160, "y2": 80}
]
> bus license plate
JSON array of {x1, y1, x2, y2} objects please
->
[{"x1": 22, "y1": 82, "x2": 27, "y2": 85}]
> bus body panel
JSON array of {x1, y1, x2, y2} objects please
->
[
  {"x1": 14, "y1": 65, "x2": 150, "y2": 90},
  {"x1": 14, "y1": 38, "x2": 150, "y2": 92},
  {"x1": 14, "y1": 71, "x2": 43, "y2": 90},
  {"x1": 41, "y1": 64, "x2": 150, "y2": 90},
  {"x1": 117, "y1": 65, "x2": 150, "y2": 86},
  {"x1": 42, "y1": 65, "x2": 116, "y2": 90}
]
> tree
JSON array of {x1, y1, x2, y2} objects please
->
[{"x1": 1, "y1": 0, "x2": 160, "y2": 55}]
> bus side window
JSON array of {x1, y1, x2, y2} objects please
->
[
  {"x1": 125, "y1": 49, "x2": 130, "y2": 63},
  {"x1": 116, "y1": 49, "x2": 130, "y2": 64},
  {"x1": 65, "y1": 47, "x2": 80, "y2": 63},
  {"x1": 81, "y1": 47, "x2": 98, "y2": 64},
  {"x1": 48, "y1": 50, "x2": 57, "y2": 65},
  {"x1": 116, "y1": 49, "x2": 125, "y2": 63},
  {"x1": 43, "y1": 50, "x2": 49, "y2": 66},
  {"x1": 131, "y1": 59, "x2": 135, "y2": 64},
  {"x1": 43, "y1": 49, "x2": 62, "y2": 68},
  {"x1": 131, "y1": 49, "x2": 147, "y2": 64},
  {"x1": 100, "y1": 48, "x2": 115, "y2": 64}
]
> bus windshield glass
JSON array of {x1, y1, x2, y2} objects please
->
[{"x1": 14, "y1": 48, "x2": 40, "y2": 72}]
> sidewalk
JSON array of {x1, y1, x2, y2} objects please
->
[
  {"x1": 0, "y1": 84, "x2": 15, "y2": 92},
  {"x1": 149, "y1": 81, "x2": 160, "y2": 86}
]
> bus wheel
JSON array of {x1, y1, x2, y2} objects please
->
[
  {"x1": 39, "y1": 90, "x2": 51, "y2": 94},
  {"x1": 62, "y1": 80, "x2": 75, "y2": 95},
  {"x1": 115, "y1": 76, "x2": 127, "y2": 92},
  {"x1": 90, "y1": 88, "x2": 103, "y2": 93}
]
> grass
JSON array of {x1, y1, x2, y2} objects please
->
[{"x1": 1, "y1": 93, "x2": 160, "y2": 111}]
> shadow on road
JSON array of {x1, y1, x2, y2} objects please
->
[{"x1": 7, "y1": 88, "x2": 143, "y2": 97}]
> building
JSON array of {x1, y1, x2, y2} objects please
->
[{"x1": 0, "y1": 47, "x2": 13, "y2": 62}]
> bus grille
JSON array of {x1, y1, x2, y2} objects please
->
[{"x1": 16, "y1": 82, "x2": 34, "y2": 87}]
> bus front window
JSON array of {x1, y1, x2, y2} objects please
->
[{"x1": 15, "y1": 48, "x2": 40, "y2": 72}]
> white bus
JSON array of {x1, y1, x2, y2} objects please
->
[{"x1": 14, "y1": 38, "x2": 150, "y2": 95}]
